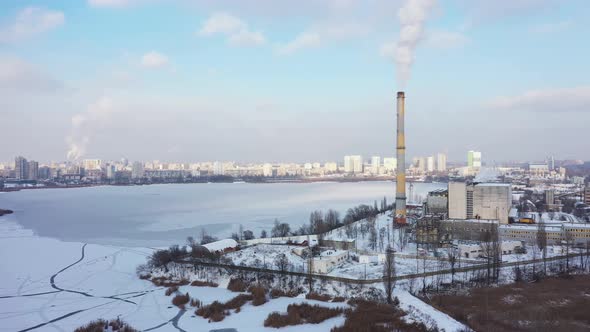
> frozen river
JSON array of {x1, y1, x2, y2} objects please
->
[{"x1": 0, "y1": 181, "x2": 444, "y2": 247}]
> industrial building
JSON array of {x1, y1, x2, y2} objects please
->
[
  {"x1": 448, "y1": 181, "x2": 512, "y2": 224},
  {"x1": 438, "y1": 219, "x2": 498, "y2": 242},
  {"x1": 499, "y1": 223, "x2": 590, "y2": 246},
  {"x1": 425, "y1": 189, "x2": 448, "y2": 214}
]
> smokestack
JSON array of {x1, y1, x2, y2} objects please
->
[{"x1": 395, "y1": 91, "x2": 407, "y2": 225}]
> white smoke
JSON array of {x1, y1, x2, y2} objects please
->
[
  {"x1": 66, "y1": 97, "x2": 115, "y2": 161},
  {"x1": 385, "y1": 0, "x2": 436, "y2": 88}
]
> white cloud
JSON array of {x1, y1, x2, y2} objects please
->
[
  {"x1": 529, "y1": 20, "x2": 573, "y2": 34},
  {"x1": 0, "y1": 7, "x2": 64, "y2": 43},
  {"x1": 487, "y1": 86, "x2": 590, "y2": 112},
  {"x1": 424, "y1": 30, "x2": 469, "y2": 49},
  {"x1": 87, "y1": 0, "x2": 137, "y2": 8},
  {"x1": 0, "y1": 55, "x2": 62, "y2": 93},
  {"x1": 228, "y1": 29, "x2": 266, "y2": 46},
  {"x1": 198, "y1": 12, "x2": 266, "y2": 47},
  {"x1": 276, "y1": 32, "x2": 321, "y2": 55},
  {"x1": 276, "y1": 21, "x2": 368, "y2": 55},
  {"x1": 140, "y1": 51, "x2": 169, "y2": 68}
]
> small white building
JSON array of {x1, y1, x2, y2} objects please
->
[
  {"x1": 311, "y1": 250, "x2": 348, "y2": 274},
  {"x1": 202, "y1": 239, "x2": 239, "y2": 254},
  {"x1": 458, "y1": 240, "x2": 524, "y2": 259}
]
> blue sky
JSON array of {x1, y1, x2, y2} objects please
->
[{"x1": 1, "y1": 0, "x2": 589, "y2": 164}]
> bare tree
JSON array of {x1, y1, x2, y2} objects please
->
[
  {"x1": 260, "y1": 229, "x2": 268, "y2": 238},
  {"x1": 537, "y1": 219, "x2": 548, "y2": 275},
  {"x1": 242, "y1": 230, "x2": 255, "y2": 240},
  {"x1": 368, "y1": 224, "x2": 378, "y2": 251},
  {"x1": 383, "y1": 246, "x2": 396, "y2": 304},
  {"x1": 271, "y1": 219, "x2": 291, "y2": 237},
  {"x1": 564, "y1": 230, "x2": 574, "y2": 275},
  {"x1": 379, "y1": 227, "x2": 386, "y2": 252},
  {"x1": 274, "y1": 253, "x2": 290, "y2": 273},
  {"x1": 447, "y1": 247, "x2": 459, "y2": 284}
]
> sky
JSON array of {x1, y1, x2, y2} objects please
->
[{"x1": 0, "y1": 0, "x2": 589, "y2": 164}]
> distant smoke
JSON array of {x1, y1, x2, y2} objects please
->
[
  {"x1": 392, "y1": 0, "x2": 436, "y2": 88},
  {"x1": 66, "y1": 97, "x2": 115, "y2": 161}
]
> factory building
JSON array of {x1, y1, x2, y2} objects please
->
[
  {"x1": 448, "y1": 182, "x2": 512, "y2": 224},
  {"x1": 426, "y1": 189, "x2": 448, "y2": 214},
  {"x1": 500, "y1": 223, "x2": 590, "y2": 246}
]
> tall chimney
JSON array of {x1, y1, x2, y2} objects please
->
[{"x1": 395, "y1": 91, "x2": 407, "y2": 225}]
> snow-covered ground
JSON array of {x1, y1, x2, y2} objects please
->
[
  {"x1": 0, "y1": 214, "x2": 468, "y2": 331},
  {"x1": 226, "y1": 244, "x2": 307, "y2": 271},
  {"x1": 324, "y1": 213, "x2": 418, "y2": 254}
]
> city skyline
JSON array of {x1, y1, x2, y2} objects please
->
[{"x1": 1, "y1": 1, "x2": 590, "y2": 163}]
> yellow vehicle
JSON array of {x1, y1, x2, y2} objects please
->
[{"x1": 519, "y1": 217, "x2": 535, "y2": 224}]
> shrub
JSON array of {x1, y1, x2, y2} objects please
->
[
  {"x1": 190, "y1": 280, "x2": 218, "y2": 287},
  {"x1": 172, "y1": 293, "x2": 190, "y2": 308},
  {"x1": 270, "y1": 288, "x2": 298, "y2": 299},
  {"x1": 195, "y1": 294, "x2": 254, "y2": 322},
  {"x1": 249, "y1": 285, "x2": 268, "y2": 306},
  {"x1": 332, "y1": 297, "x2": 346, "y2": 303},
  {"x1": 165, "y1": 286, "x2": 179, "y2": 296},
  {"x1": 331, "y1": 299, "x2": 430, "y2": 332},
  {"x1": 151, "y1": 277, "x2": 189, "y2": 287},
  {"x1": 190, "y1": 298, "x2": 202, "y2": 308},
  {"x1": 139, "y1": 273, "x2": 151, "y2": 280},
  {"x1": 75, "y1": 318, "x2": 138, "y2": 332},
  {"x1": 224, "y1": 294, "x2": 253, "y2": 310},
  {"x1": 264, "y1": 303, "x2": 344, "y2": 328},
  {"x1": 227, "y1": 277, "x2": 248, "y2": 292},
  {"x1": 196, "y1": 301, "x2": 227, "y2": 322},
  {"x1": 306, "y1": 292, "x2": 332, "y2": 302}
]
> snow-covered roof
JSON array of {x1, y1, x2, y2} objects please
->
[
  {"x1": 443, "y1": 219, "x2": 498, "y2": 224},
  {"x1": 475, "y1": 183, "x2": 511, "y2": 187},
  {"x1": 203, "y1": 239, "x2": 238, "y2": 252}
]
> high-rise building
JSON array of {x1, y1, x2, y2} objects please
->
[
  {"x1": 106, "y1": 164, "x2": 116, "y2": 179},
  {"x1": 547, "y1": 156, "x2": 555, "y2": 171},
  {"x1": 14, "y1": 156, "x2": 28, "y2": 180},
  {"x1": 27, "y1": 161, "x2": 39, "y2": 180},
  {"x1": 436, "y1": 153, "x2": 447, "y2": 172},
  {"x1": 584, "y1": 185, "x2": 590, "y2": 206},
  {"x1": 352, "y1": 155, "x2": 363, "y2": 173},
  {"x1": 262, "y1": 163, "x2": 273, "y2": 177},
  {"x1": 344, "y1": 156, "x2": 353, "y2": 173},
  {"x1": 38, "y1": 166, "x2": 51, "y2": 180},
  {"x1": 344, "y1": 155, "x2": 363, "y2": 174},
  {"x1": 371, "y1": 156, "x2": 381, "y2": 174},
  {"x1": 467, "y1": 151, "x2": 482, "y2": 168},
  {"x1": 426, "y1": 156, "x2": 434, "y2": 172},
  {"x1": 131, "y1": 161, "x2": 145, "y2": 179},
  {"x1": 83, "y1": 159, "x2": 102, "y2": 170},
  {"x1": 212, "y1": 161, "x2": 224, "y2": 175},
  {"x1": 415, "y1": 157, "x2": 426, "y2": 172},
  {"x1": 324, "y1": 162, "x2": 338, "y2": 173},
  {"x1": 383, "y1": 157, "x2": 397, "y2": 172}
]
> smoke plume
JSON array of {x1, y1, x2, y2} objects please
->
[
  {"x1": 391, "y1": 0, "x2": 436, "y2": 88},
  {"x1": 66, "y1": 97, "x2": 115, "y2": 160}
]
